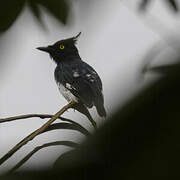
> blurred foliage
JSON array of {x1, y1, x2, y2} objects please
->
[
  {"x1": 139, "y1": 0, "x2": 179, "y2": 12},
  {"x1": 10, "y1": 141, "x2": 79, "y2": 173},
  {"x1": 138, "y1": 0, "x2": 151, "y2": 11},
  {"x1": 0, "y1": 0, "x2": 179, "y2": 33},
  {"x1": 0, "y1": 115, "x2": 92, "y2": 171},
  {"x1": 140, "y1": 36, "x2": 180, "y2": 76},
  {"x1": 2, "y1": 61, "x2": 180, "y2": 178},
  {"x1": 1, "y1": 0, "x2": 180, "y2": 178},
  {"x1": 166, "y1": 0, "x2": 179, "y2": 12},
  {"x1": 0, "y1": 1, "x2": 25, "y2": 32},
  {"x1": 0, "y1": 0, "x2": 69, "y2": 32},
  {"x1": 144, "y1": 63, "x2": 180, "y2": 75}
]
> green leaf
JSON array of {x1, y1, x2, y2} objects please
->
[{"x1": 0, "y1": 0, "x2": 25, "y2": 32}]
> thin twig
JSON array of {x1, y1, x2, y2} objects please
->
[
  {"x1": 0, "y1": 113, "x2": 97, "y2": 130},
  {"x1": 9, "y1": 141, "x2": 79, "y2": 173},
  {"x1": 0, "y1": 114, "x2": 68, "y2": 123},
  {"x1": 0, "y1": 101, "x2": 74, "y2": 166},
  {"x1": 0, "y1": 114, "x2": 91, "y2": 134}
]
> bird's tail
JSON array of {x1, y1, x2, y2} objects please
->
[
  {"x1": 72, "y1": 103, "x2": 97, "y2": 129},
  {"x1": 96, "y1": 104, "x2": 107, "y2": 118}
]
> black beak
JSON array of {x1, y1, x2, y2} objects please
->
[{"x1": 36, "y1": 46, "x2": 53, "y2": 53}]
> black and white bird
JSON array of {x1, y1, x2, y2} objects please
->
[{"x1": 37, "y1": 33, "x2": 106, "y2": 121}]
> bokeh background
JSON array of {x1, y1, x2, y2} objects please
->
[{"x1": 0, "y1": 0, "x2": 179, "y2": 173}]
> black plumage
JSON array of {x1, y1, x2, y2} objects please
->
[{"x1": 37, "y1": 33, "x2": 106, "y2": 119}]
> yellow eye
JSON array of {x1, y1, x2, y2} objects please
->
[{"x1": 60, "y1": 45, "x2": 65, "y2": 50}]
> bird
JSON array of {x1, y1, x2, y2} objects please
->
[{"x1": 37, "y1": 32, "x2": 106, "y2": 124}]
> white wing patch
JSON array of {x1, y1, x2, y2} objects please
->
[
  {"x1": 86, "y1": 73, "x2": 95, "y2": 82},
  {"x1": 73, "y1": 71, "x2": 80, "y2": 77},
  {"x1": 86, "y1": 74, "x2": 91, "y2": 77},
  {"x1": 57, "y1": 83, "x2": 78, "y2": 103},
  {"x1": 66, "y1": 83, "x2": 72, "y2": 90}
]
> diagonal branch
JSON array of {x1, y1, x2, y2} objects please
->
[
  {"x1": 9, "y1": 141, "x2": 79, "y2": 173},
  {"x1": 0, "y1": 101, "x2": 74, "y2": 166}
]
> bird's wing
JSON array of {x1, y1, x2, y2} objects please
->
[{"x1": 59, "y1": 61, "x2": 104, "y2": 108}]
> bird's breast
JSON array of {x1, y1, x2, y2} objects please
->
[{"x1": 57, "y1": 82, "x2": 78, "y2": 103}]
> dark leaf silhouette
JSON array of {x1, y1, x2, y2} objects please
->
[
  {"x1": 28, "y1": 1, "x2": 43, "y2": 24},
  {"x1": 138, "y1": 0, "x2": 152, "y2": 11},
  {"x1": 140, "y1": 36, "x2": 180, "y2": 77},
  {"x1": 3, "y1": 66, "x2": 180, "y2": 178},
  {"x1": 42, "y1": 122, "x2": 90, "y2": 137},
  {"x1": 165, "y1": 0, "x2": 178, "y2": 12},
  {"x1": 0, "y1": 1, "x2": 25, "y2": 32},
  {"x1": 30, "y1": 0, "x2": 69, "y2": 25},
  {"x1": 52, "y1": 66, "x2": 180, "y2": 179},
  {"x1": 140, "y1": 43, "x2": 165, "y2": 76},
  {"x1": 144, "y1": 63, "x2": 180, "y2": 75},
  {"x1": 10, "y1": 141, "x2": 78, "y2": 173},
  {"x1": 138, "y1": 0, "x2": 179, "y2": 13},
  {"x1": 0, "y1": 0, "x2": 69, "y2": 33}
]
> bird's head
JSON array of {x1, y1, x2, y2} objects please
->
[{"x1": 37, "y1": 32, "x2": 81, "y2": 63}]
